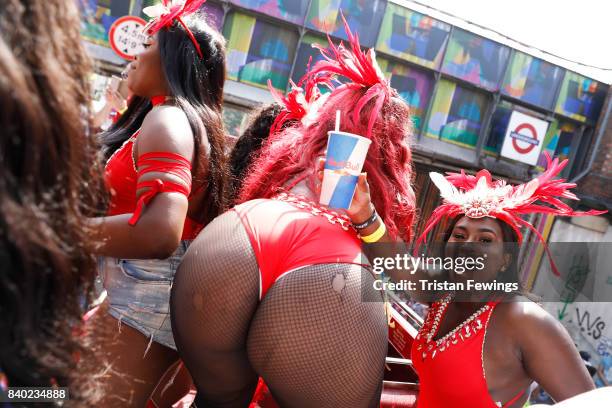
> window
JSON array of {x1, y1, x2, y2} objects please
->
[
  {"x1": 202, "y1": 1, "x2": 224, "y2": 30},
  {"x1": 484, "y1": 101, "x2": 513, "y2": 155},
  {"x1": 223, "y1": 103, "x2": 251, "y2": 138},
  {"x1": 441, "y1": 29, "x2": 510, "y2": 90},
  {"x1": 555, "y1": 72, "x2": 607, "y2": 123},
  {"x1": 223, "y1": 11, "x2": 298, "y2": 91},
  {"x1": 306, "y1": 0, "x2": 387, "y2": 48},
  {"x1": 291, "y1": 34, "x2": 326, "y2": 85},
  {"x1": 291, "y1": 33, "x2": 345, "y2": 93},
  {"x1": 228, "y1": 0, "x2": 310, "y2": 25},
  {"x1": 536, "y1": 120, "x2": 579, "y2": 169},
  {"x1": 376, "y1": 4, "x2": 450, "y2": 69},
  {"x1": 502, "y1": 52, "x2": 563, "y2": 110},
  {"x1": 377, "y1": 57, "x2": 433, "y2": 130},
  {"x1": 425, "y1": 79, "x2": 487, "y2": 148},
  {"x1": 80, "y1": 0, "x2": 129, "y2": 47}
]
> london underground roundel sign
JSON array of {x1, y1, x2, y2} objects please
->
[{"x1": 501, "y1": 111, "x2": 549, "y2": 166}]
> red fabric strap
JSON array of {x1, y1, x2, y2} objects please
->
[
  {"x1": 501, "y1": 389, "x2": 525, "y2": 408},
  {"x1": 128, "y1": 151, "x2": 192, "y2": 226}
]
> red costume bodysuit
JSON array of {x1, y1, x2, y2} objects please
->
[
  {"x1": 232, "y1": 192, "x2": 368, "y2": 300},
  {"x1": 411, "y1": 295, "x2": 525, "y2": 408},
  {"x1": 104, "y1": 96, "x2": 203, "y2": 240}
]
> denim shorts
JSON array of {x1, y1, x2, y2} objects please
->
[{"x1": 99, "y1": 241, "x2": 190, "y2": 350}]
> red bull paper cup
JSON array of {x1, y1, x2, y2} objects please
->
[{"x1": 319, "y1": 131, "x2": 371, "y2": 209}]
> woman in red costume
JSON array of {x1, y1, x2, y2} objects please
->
[
  {"x1": 170, "y1": 21, "x2": 416, "y2": 408},
  {"x1": 400, "y1": 158, "x2": 606, "y2": 407},
  {"x1": 87, "y1": 1, "x2": 228, "y2": 405}
]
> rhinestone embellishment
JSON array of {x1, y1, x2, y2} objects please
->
[{"x1": 415, "y1": 293, "x2": 492, "y2": 360}]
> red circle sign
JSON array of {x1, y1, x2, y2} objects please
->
[
  {"x1": 512, "y1": 123, "x2": 538, "y2": 154},
  {"x1": 109, "y1": 16, "x2": 147, "y2": 61}
]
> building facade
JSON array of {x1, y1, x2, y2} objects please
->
[{"x1": 80, "y1": 0, "x2": 611, "y2": 228}]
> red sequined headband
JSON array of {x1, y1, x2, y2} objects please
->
[{"x1": 142, "y1": 0, "x2": 206, "y2": 59}]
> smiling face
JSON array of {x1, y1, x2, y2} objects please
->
[
  {"x1": 126, "y1": 34, "x2": 170, "y2": 98},
  {"x1": 445, "y1": 215, "x2": 512, "y2": 283}
]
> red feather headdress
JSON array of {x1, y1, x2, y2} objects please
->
[
  {"x1": 143, "y1": 0, "x2": 206, "y2": 58},
  {"x1": 308, "y1": 12, "x2": 393, "y2": 138},
  {"x1": 267, "y1": 57, "x2": 335, "y2": 136},
  {"x1": 414, "y1": 152, "x2": 607, "y2": 276}
]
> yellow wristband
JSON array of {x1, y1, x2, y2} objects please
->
[{"x1": 360, "y1": 222, "x2": 386, "y2": 243}]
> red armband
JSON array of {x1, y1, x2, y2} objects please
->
[{"x1": 129, "y1": 151, "x2": 192, "y2": 225}]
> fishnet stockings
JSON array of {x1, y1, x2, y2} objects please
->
[{"x1": 171, "y1": 210, "x2": 387, "y2": 408}]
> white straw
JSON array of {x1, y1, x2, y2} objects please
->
[{"x1": 335, "y1": 110, "x2": 341, "y2": 132}]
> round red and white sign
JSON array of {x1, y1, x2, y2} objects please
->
[
  {"x1": 109, "y1": 16, "x2": 147, "y2": 61},
  {"x1": 500, "y1": 110, "x2": 549, "y2": 166},
  {"x1": 511, "y1": 123, "x2": 539, "y2": 154}
]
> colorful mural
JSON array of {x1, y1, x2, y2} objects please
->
[
  {"x1": 425, "y1": 80, "x2": 486, "y2": 148},
  {"x1": 79, "y1": 0, "x2": 133, "y2": 47},
  {"x1": 202, "y1": 1, "x2": 224, "y2": 30},
  {"x1": 229, "y1": 0, "x2": 310, "y2": 25},
  {"x1": 535, "y1": 120, "x2": 577, "y2": 168},
  {"x1": 223, "y1": 12, "x2": 298, "y2": 91},
  {"x1": 378, "y1": 58, "x2": 433, "y2": 130},
  {"x1": 291, "y1": 34, "x2": 326, "y2": 84},
  {"x1": 555, "y1": 72, "x2": 607, "y2": 123},
  {"x1": 484, "y1": 101, "x2": 513, "y2": 154},
  {"x1": 441, "y1": 28, "x2": 510, "y2": 91},
  {"x1": 376, "y1": 3, "x2": 450, "y2": 69},
  {"x1": 502, "y1": 52, "x2": 563, "y2": 110},
  {"x1": 306, "y1": 0, "x2": 386, "y2": 48}
]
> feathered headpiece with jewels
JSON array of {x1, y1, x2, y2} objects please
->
[
  {"x1": 415, "y1": 153, "x2": 607, "y2": 276},
  {"x1": 309, "y1": 13, "x2": 394, "y2": 138},
  {"x1": 142, "y1": 0, "x2": 206, "y2": 58},
  {"x1": 267, "y1": 58, "x2": 335, "y2": 136}
]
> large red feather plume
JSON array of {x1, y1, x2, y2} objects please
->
[
  {"x1": 267, "y1": 57, "x2": 335, "y2": 136},
  {"x1": 415, "y1": 152, "x2": 607, "y2": 276},
  {"x1": 308, "y1": 12, "x2": 392, "y2": 138}
]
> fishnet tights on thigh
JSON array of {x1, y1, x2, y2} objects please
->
[{"x1": 171, "y1": 210, "x2": 387, "y2": 408}]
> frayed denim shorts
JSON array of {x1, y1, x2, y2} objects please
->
[{"x1": 99, "y1": 241, "x2": 190, "y2": 350}]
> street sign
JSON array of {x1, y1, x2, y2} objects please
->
[
  {"x1": 501, "y1": 110, "x2": 549, "y2": 166},
  {"x1": 108, "y1": 16, "x2": 147, "y2": 61}
]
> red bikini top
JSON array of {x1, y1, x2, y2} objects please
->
[
  {"x1": 411, "y1": 295, "x2": 525, "y2": 408},
  {"x1": 104, "y1": 96, "x2": 204, "y2": 240}
]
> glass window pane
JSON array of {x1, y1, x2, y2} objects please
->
[
  {"x1": 536, "y1": 120, "x2": 578, "y2": 169},
  {"x1": 306, "y1": 0, "x2": 387, "y2": 48},
  {"x1": 425, "y1": 80, "x2": 487, "y2": 148},
  {"x1": 376, "y1": 3, "x2": 450, "y2": 69},
  {"x1": 223, "y1": 104, "x2": 251, "y2": 138},
  {"x1": 441, "y1": 29, "x2": 510, "y2": 90},
  {"x1": 228, "y1": 0, "x2": 310, "y2": 25},
  {"x1": 291, "y1": 34, "x2": 346, "y2": 93},
  {"x1": 484, "y1": 101, "x2": 513, "y2": 154},
  {"x1": 555, "y1": 72, "x2": 607, "y2": 123},
  {"x1": 291, "y1": 34, "x2": 326, "y2": 84},
  {"x1": 223, "y1": 12, "x2": 298, "y2": 91},
  {"x1": 202, "y1": 1, "x2": 224, "y2": 31},
  {"x1": 80, "y1": 0, "x2": 128, "y2": 47},
  {"x1": 502, "y1": 52, "x2": 563, "y2": 110},
  {"x1": 377, "y1": 58, "x2": 433, "y2": 130}
]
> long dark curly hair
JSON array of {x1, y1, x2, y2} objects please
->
[
  {"x1": 0, "y1": 0, "x2": 104, "y2": 405},
  {"x1": 100, "y1": 13, "x2": 228, "y2": 223}
]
